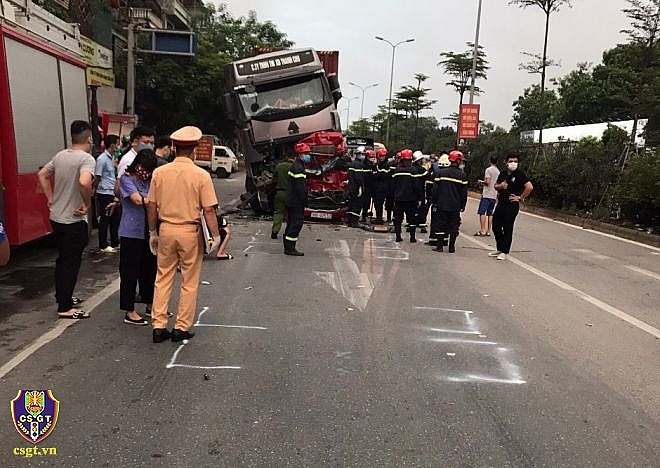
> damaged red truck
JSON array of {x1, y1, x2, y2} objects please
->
[{"x1": 222, "y1": 49, "x2": 349, "y2": 219}]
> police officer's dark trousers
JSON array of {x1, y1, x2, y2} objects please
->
[
  {"x1": 394, "y1": 201, "x2": 418, "y2": 242},
  {"x1": 492, "y1": 203, "x2": 519, "y2": 254},
  {"x1": 284, "y1": 206, "x2": 305, "y2": 253}
]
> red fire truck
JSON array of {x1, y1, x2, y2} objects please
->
[{"x1": 0, "y1": 2, "x2": 88, "y2": 245}]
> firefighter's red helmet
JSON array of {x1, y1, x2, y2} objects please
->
[
  {"x1": 295, "y1": 142, "x2": 311, "y2": 154},
  {"x1": 365, "y1": 149, "x2": 375, "y2": 157},
  {"x1": 400, "y1": 149, "x2": 413, "y2": 160},
  {"x1": 448, "y1": 150, "x2": 464, "y2": 162},
  {"x1": 376, "y1": 148, "x2": 388, "y2": 158}
]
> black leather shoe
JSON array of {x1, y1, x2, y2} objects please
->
[
  {"x1": 171, "y1": 329, "x2": 195, "y2": 342},
  {"x1": 153, "y1": 328, "x2": 171, "y2": 343},
  {"x1": 271, "y1": 232, "x2": 277, "y2": 239}
]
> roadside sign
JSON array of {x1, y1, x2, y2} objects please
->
[{"x1": 459, "y1": 104, "x2": 480, "y2": 139}]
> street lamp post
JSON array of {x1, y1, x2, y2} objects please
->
[
  {"x1": 348, "y1": 82, "x2": 379, "y2": 120},
  {"x1": 344, "y1": 96, "x2": 358, "y2": 132},
  {"x1": 375, "y1": 36, "x2": 415, "y2": 147},
  {"x1": 469, "y1": 0, "x2": 483, "y2": 104}
]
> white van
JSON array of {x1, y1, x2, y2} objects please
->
[{"x1": 196, "y1": 145, "x2": 238, "y2": 178}]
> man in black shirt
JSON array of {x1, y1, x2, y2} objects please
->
[{"x1": 489, "y1": 153, "x2": 533, "y2": 261}]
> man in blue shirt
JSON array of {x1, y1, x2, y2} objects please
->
[{"x1": 94, "y1": 134, "x2": 120, "y2": 252}]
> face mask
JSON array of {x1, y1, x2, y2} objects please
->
[
  {"x1": 138, "y1": 143, "x2": 154, "y2": 151},
  {"x1": 507, "y1": 162, "x2": 518, "y2": 171},
  {"x1": 357, "y1": 154, "x2": 365, "y2": 160},
  {"x1": 301, "y1": 154, "x2": 311, "y2": 164},
  {"x1": 459, "y1": 163, "x2": 465, "y2": 170}
]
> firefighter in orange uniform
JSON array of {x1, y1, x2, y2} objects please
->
[{"x1": 146, "y1": 126, "x2": 221, "y2": 343}]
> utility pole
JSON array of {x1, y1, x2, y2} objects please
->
[
  {"x1": 126, "y1": 8, "x2": 150, "y2": 115},
  {"x1": 469, "y1": 0, "x2": 483, "y2": 104}
]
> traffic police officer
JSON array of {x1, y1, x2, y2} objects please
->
[
  {"x1": 432, "y1": 150, "x2": 468, "y2": 253},
  {"x1": 283, "y1": 142, "x2": 310, "y2": 256},
  {"x1": 271, "y1": 152, "x2": 295, "y2": 239},
  {"x1": 147, "y1": 126, "x2": 221, "y2": 343}
]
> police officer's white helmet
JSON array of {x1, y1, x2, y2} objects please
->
[{"x1": 356, "y1": 146, "x2": 366, "y2": 154}]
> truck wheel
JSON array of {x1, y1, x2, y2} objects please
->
[{"x1": 215, "y1": 167, "x2": 229, "y2": 178}]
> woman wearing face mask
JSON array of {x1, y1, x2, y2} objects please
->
[
  {"x1": 118, "y1": 149, "x2": 159, "y2": 324},
  {"x1": 489, "y1": 153, "x2": 534, "y2": 261}
]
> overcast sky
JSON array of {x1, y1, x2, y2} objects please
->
[{"x1": 219, "y1": 0, "x2": 630, "y2": 130}]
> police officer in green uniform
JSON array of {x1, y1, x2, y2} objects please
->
[{"x1": 271, "y1": 152, "x2": 295, "y2": 239}]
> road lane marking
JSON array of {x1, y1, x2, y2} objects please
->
[
  {"x1": 427, "y1": 328, "x2": 482, "y2": 335},
  {"x1": 625, "y1": 265, "x2": 660, "y2": 282},
  {"x1": 414, "y1": 306, "x2": 473, "y2": 314},
  {"x1": 520, "y1": 210, "x2": 660, "y2": 252},
  {"x1": 446, "y1": 375, "x2": 526, "y2": 385},
  {"x1": 196, "y1": 324, "x2": 268, "y2": 330},
  {"x1": 430, "y1": 338, "x2": 499, "y2": 345},
  {"x1": 463, "y1": 235, "x2": 660, "y2": 339},
  {"x1": 0, "y1": 276, "x2": 120, "y2": 380}
]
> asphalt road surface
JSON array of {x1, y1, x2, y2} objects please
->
[{"x1": 0, "y1": 172, "x2": 658, "y2": 467}]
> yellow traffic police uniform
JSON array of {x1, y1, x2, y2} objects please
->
[{"x1": 148, "y1": 142, "x2": 218, "y2": 332}]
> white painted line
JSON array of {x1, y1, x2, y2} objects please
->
[
  {"x1": 414, "y1": 306, "x2": 473, "y2": 314},
  {"x1": 625, "y1": 265, "x2": 660, "y2": 282},
  {"x1": 571, "y1": 248, "x2": 594, "y2": 254},
  {"x1": 196, "y1": 324, "x2": 268, "y2": 330},
  {"x1": 427, "y1": 328, "x2": 482, "y2": 335},
  {"x1": 463, "y1": 235, "x2": 660, "y2": 339},
  {"x1": 520, "y1": 210, "x2": 660, "y2": 252},
  {"x1": 447, "y1": 374, "x2": 526, "y2": 385},
  {"x1": 430, "y1": 338, "x2": 499, "y2": 345},
  {"x1": 0, "y1": 276, "x2": 120, "y2": 380},
  {"x1": 167, "y1": 364, "x2": 242, "y2": 370}
]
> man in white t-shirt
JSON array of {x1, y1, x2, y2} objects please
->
[
  {"x1": 116, "y1": 126, "x2": 155, "y2": 178},
  {"x1": 38, "y1": 120, "x2": 96, "y2": 319},
  {"x1": 475, "y1": 156, "x2": 500, "y2": 237}
]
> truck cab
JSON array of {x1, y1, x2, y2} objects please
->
[{"x1": 223, "y1": 48, "x2": 342, "y2": 211}]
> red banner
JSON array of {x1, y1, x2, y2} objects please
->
[{"x1": 458, "y1": 104, "x2": 481, "y2": 140}]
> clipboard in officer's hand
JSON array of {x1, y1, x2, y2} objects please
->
[{"x1": 200, "y1": 211, "x2": 213, "y2": 254}]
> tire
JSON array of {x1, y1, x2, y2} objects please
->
[{"x1": 215, "y1": 167, "x2": 229, "y2": 178}]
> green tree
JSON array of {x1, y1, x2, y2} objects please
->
[
  {"x1": 552, "y1": 63, "x2": 607, "y2": 125},
  {"x1": 437, "y1": 43, "x2": 489, "y2": 108},
  {"x1": 510, "y1": 0, "x2": 573, "y2": 147},
  {"x1": 135, "y1": 5, "x2": 292, "y2": 135},
  {"x1": 511, "y1": 84, "x2": 560, "y2": 131}
]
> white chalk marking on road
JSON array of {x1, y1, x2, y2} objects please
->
[
  {"x1": 194, "y1": 307, "x2": 210, "y2": 326},
  {"x1": 376, "y1": 249, "x2": 409, "y2": 260},
  {"x1": 447, "y1": 374, "x2": 526, "y2": 385},
  {"x1": 625, "y1": 265, "x2": 660, "y2": 282},
  {"x1": 166, "y1": 344, "x2": 186, "y2": 368},
  {"x1": 591, "y1": 254, "x2": 612, "y2": 261},
  {"x1": 430, "y1": 338, "x2": 498, "y2": 345},
  {"x1": 0, "y1": 277, "x2": 120, "y2": 380},
  {"x1": 243, "y1": 245, "x2": 254, "y2": 253},
  {"x1": 463, "y1": 235, "x2": 660, "y2": 339},
  {"x1": 166, "y1": 344, "x2": 242, "y2": 370},
  {"x1": 196, "y1": 324, "x2": 268, "y2": 330},
  {"x1": 168, "y1": 364, "x2": 242, "y2": 370},
  {"x1": 414, "y1": 306, "x2": 473, "y2": 314},
  {"x1": 427, "y1": 328, "x2": 482, "y2": 335},
  {"x1": 520, "y1": 210, "x2": 660, "y2": 252}
]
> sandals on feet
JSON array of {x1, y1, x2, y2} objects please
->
[{"x1": 58, "y1": 310, "x2": 90, "y2": 319}]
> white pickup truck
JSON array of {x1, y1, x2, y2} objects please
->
[{"x1": 195, "y1": 145, "x2": 239, "y2": 178}]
